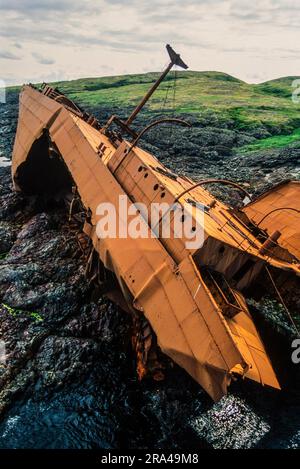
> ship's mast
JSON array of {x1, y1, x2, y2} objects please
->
[
  {"x1": 101, "y1": 44, "x2": 188, "y2": 139},
  {"x1": 125, "y1": 44, "x2": 188, "y2": 126}
]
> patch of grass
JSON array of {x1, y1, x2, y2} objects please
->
[
  {"x1": 1, "y1": 303, "x2": 44, "y2": 322},
  {"x1": 29, "y1": 312, "x2": 44, "y2": 322},
  {"x1": 0, "y1": 252, "x2": 8, "y2": 260},
  {"x1": 256, "y1": 76, "x2": 300, "y2": 99},
  {"x1": 239, "y1": 128, "x2": 300, "y2": 153}
]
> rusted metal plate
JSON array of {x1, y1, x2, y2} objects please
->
[{"x1": 243, "y1": 181, "x2": 300, "y2": 261}]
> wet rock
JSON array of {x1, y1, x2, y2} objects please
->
[
  {"x1": 63, "y1": 300, "x2": 130, "y2": 346},
  {"x1": 0, "y1": 221, "x2": 18, "y2": 254},
  {"x1": 0, "y1": 167, "x2": 13, "y2": 195},
  {"x1": 32, "y1": 336, "x2": 101, "y2": 392},
  {"x1": 16, "y1": 213, "x2": 54, "y2": 240},
  {"x1": 0, "y1": 209, "x2": 88, "y2": 319},
  {"x1": 0, "y1": 91, "x2": 18, "y2": 162},
  {"x1": 190, "y1": 395, "x2": 271, "y2": 449}
]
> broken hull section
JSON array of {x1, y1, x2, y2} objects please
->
[
  {"x1": 242, "y1": 181, "x2": 300, "y2": 261},
  {"x1": 12, "y1": 85, "x2": 288, "y2": 400}
]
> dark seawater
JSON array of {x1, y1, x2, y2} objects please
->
[
  {"x1": 0, "y1": 90, "x2": 299, "y2": 449},
  {"x1": 0, "y1": 368, "x2": 300, "y2": 449}
]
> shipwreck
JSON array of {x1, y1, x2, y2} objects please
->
[{"x1": 11, "y1": 45, "x2": 300, "y2": 401}]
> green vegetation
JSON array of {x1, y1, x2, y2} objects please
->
[
  {"x1": 257, "y1": 76, "x2": 300, "y2": 99},
  {"x1": 8, "y1": 70, "x2": 300, "y2": 149},
  {"x1": 30, "y1": 312, "x2": 44, "y2": 322},
  {"x1": 49, "y1": 71, "x2": 300, "y2": 135},
  {"x1": 239, "y1": 128, "x2": 300, "y2": 153},
  {"x1": 1, "y1": 303, "x2": 44, "y2": 322}
]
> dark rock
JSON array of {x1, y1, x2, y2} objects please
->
[{"x1": 0, "y1": 221, "x2": 18, "y2": 254}]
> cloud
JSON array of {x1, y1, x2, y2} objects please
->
[
  {"x1": 0, "y1": 20, "x2": 192, "y2": 53},
  {"x1": 32, "y1": 52, "x2": 56, "y2": 65},
  {"x1": 1, "y1": 1, "x2": 297, "y2": 52},
  {"x1": 0, "y1": 50, "x2": 20, "y2": 60},
  {"x1": 0, "y1": 0, "x2": 86, "y2": 14},
  {"x1": 0, "y1": 0, "x2": 299, "y2": 85},
  {"x1": 229, "y1": 0, "x2": 300, "y2": 25}
]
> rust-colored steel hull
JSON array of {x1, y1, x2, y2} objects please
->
[
  {"x1": 12, "y1": 85, "x2": 299, "y2": 400},
  {"x1": 243, "y1": 181, "x2": 300, "y2": 261}
]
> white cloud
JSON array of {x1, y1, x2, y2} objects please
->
[
  {"x1": 0, "y1": 50, "x2": 20, "y2": 60},
  {"x1": 32, "y1": 52, "x2": 55, "y2": 65},
  {"x1": 0, "y1": 0, "x2": 299, "y2": 85}
]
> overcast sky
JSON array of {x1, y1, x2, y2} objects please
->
[{"x1": 0, "y1": 0, "x2": 299, "y2": 86}]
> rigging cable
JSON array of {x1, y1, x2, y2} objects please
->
[
  {"x1": 265, "y1": 265, "x2": 300, "y2": 337},
  {"x1": 162, "y1": 71, "x2": 172, "y2": 111},
  {"x1": 169, "y1": 67, "x2": 178, "y2": 141}
]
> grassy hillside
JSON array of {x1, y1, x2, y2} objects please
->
[
  {"x1": 49, "y1": 71, "x2": 300, "y2": 143},
  {"x1": 3, "y1": 70, "x2": 299, "y2": 192}
]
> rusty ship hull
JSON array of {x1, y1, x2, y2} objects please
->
[{"x1": 11, "y1": 73, "x2": 300, "y2": 400}]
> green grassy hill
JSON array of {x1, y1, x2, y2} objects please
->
[
  {"x1": 3, "y1": 71, "x2": 299, "y2": 190},
  {"x1": 49, "y1": 71, "x2": 300, "y2": 145},
  {"x1": 7, "y1": 71, "x2": 300, "y2": 151}
]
